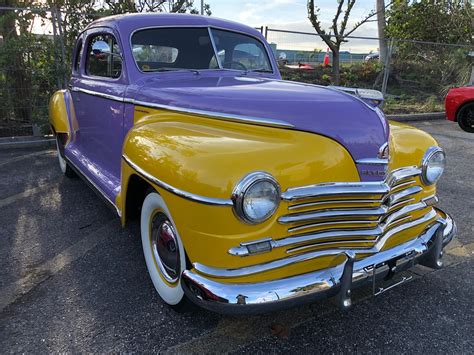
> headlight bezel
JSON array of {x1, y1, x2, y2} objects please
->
[
  {"x1": 421, "y1": 146, "x2": 446, "y2": 185},
  {"x1": 232, "y1": 171, "x2": 281, "y2": 224}
]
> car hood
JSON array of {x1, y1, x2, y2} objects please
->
[{"x1": 134, "y1": 74, "x2": 389, "y2": 179}]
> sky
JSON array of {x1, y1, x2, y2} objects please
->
[
  {"x1": 28, "y1": 0, "x2": 381, "y2": 53},
  {"x1": 210, "y1": 0, "x2": 381, "y2": 52}
]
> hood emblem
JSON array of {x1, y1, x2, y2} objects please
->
[{"x1": 378, "y1": 142, "x2": 390, "y2": 159}]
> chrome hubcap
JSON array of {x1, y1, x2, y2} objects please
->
[{"x1": 151, "y1": 213, "x2": 180, "y2": 283}]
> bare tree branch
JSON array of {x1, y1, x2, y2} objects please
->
[
  {"x1": 171, "y1": 0, "x2": 187, "y2": 12},
  {"x1": 344, "y1": 1, "x2": 392, "y2": 37},
  {"x1": 307, "y1": 0, "x2": 337, "y2": 51},
  {"x1": 332, "y1": 0, "x2": 345, "y2": 37}
]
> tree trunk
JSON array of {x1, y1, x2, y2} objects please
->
[
  {"x1": 332, "y1": 49, "x2": 340, "y2": 85},
  {"x1": 376, "y1": 0, "x2": 387, "y2": 64}
]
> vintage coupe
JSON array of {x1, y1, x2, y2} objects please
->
[
  {"x1": 445, "y1": 85, "x2": 474, "y2": 132},
  {"x1": 49, "y1": 14, "x2": 456, "y2": 314}
]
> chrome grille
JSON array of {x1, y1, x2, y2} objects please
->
[{"x1": 276, "y1": 166, "x2": 435, "y2": 254}]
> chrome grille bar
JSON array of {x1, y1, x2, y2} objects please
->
[
  {"x1": 282, "y1": 182, "x2": 389, "y2": 202},
  {"x1": 289, "y1": 198, "x2": 383, "y2": 211},
  {"x1": 386, "y1": 185, "x2": 422, "y2": 205},
  {"x1": 278, "y1": 206, "x2": 388, "y2": 224},
  {"x1": 282, "y1": 166, "x2": 421, "y2": 202},
  {"x1": 288, "y1": 219, "x2": 379, "y2": 233}
]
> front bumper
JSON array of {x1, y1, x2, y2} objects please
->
[{"x1": 181, "y1": 210, "x2": 456, "y2": 315}]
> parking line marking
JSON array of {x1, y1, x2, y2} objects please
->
[
  {"x1": 0, "y1": 150, "x2": 55, "y2": 168},
  {"x1": 0, "y1": 184, "x2": 54, "y2": 209},
  {"x1": 0, "y1": 220, "x2": 117, "y2": 313}
]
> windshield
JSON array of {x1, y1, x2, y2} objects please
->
[
  {"x1": 131, "y1": 27, "x2": 272, "y2": 73},
  {"x1": 210, "y1": 29, "x2": 272, "y2": 72}
]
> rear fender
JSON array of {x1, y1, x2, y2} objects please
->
[{"x1": 49, "y1": 90, "x2": 77, "y2": 143}]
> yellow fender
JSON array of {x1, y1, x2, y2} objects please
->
[{"x1": 48, "y1": 90, "x2": 77, "y2": 141}]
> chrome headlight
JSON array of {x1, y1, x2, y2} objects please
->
[
  {"x1": 232, "y1": 172, "x2": 280, "y2": 224},
  {"x1": 421, "y1": 147, "x2": 446, "y2": 185}
]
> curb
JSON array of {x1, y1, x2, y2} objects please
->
[
  {"x1": 387, "y1": 112, "x2": 445, "y2": 122},
  {"x1": 0, "y1": 136, "x2": 55, "y2": 150}
]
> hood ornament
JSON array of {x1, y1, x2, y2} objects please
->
[{"x1": 378, "y1": 142, "x2": 390, "y2": 159}]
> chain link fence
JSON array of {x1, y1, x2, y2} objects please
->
[
  {"x1": 262, "y1": 27, "x2": 473, "y2": 115},
  {"x1": 0, "y1": 6, "x2": 100, "y2": 137},
  {"x1": 0, "y1": 8, "x2": 472, "y2": 137}
]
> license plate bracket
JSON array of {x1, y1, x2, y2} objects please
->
[{"x1": 370, "y1": 251, "x2": 417, "y2": 297}]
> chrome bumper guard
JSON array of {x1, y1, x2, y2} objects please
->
[{"x1": 181, "y1": 211, "x2": 456, "y2": 315}]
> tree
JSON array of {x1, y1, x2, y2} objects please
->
[
  {"x1": 386, "y1": 0, "x2": 472, "y2": 46},
  {"x1": 102, "y1": 0, "x2": 211, "y2": 15},
  {"x1": 307, "y1": 0, "x2": 387, "y2": 84},
  {"x1": 386, "y1": 0, "x2": 473, "y2": 90},
  {"x1": 0, "y1": 0, "x2": 35, "y2": 125}
]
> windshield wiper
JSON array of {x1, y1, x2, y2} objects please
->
[
  {"x1": 245, "y1": 68, "x2": 273, "y2": 73},
  {"x1": 144, "y1": 67, "x2": 200, "y2": 74}
]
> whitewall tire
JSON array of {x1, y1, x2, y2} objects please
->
[{"x1": 140, "y1": 192, "x2": 187, "y2": 306}]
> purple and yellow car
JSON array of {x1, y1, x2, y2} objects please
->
[{"x1": 49, "y1": 14, "x2": 456, "y2": 314}]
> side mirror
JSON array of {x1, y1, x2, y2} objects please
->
[{"x1": 92, "y1": 40, "x2": 111, "y2": 56}]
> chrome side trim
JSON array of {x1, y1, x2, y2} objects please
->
[
  {"x1": 195, "y1": 209, "x2": 437, "y2": 278},
  {"x1": 70, "y1": 86, "x2": 293, "y2": 129},
  {"x1": 69, "y1": 86, "x2": 125, "y2": 102},
  {"x1": 130, "y1": 99, "x2": 294, "y2": 128},
  {"x1": 122, "y1": 155, "x2": 233, "y2": 206},
  {"x1": 356, "y1": 158, "x2": 389, "y2": 165}
]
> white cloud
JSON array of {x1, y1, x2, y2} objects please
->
[{"x1": 211, "y1": 0, "x2": 381, "y2": 53}]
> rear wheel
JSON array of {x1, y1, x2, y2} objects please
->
[
  {"x1": 55, "y1": 136, "x2": 75, "y2": 178},
  {"x1": 457, "y1": 103, "x2": 474, "y2": 133},
  {"x1": 140, "y1": 191, "x2": 192, "y2": 312}
]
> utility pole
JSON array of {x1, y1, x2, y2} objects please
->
[
  {"x1": 376, "y1": 0, "x2": 387, "y2": 64},
  {"x1": 200, "y1": 0, "x2": 204, "y2": 15}
]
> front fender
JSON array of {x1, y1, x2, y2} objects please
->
[{"x1": 120, "y1": 110, "x2": 360, "y2": 274}]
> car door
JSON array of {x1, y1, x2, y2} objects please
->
[{"x1": 68, "y1": 27, "x2": 127, "y2": 204}]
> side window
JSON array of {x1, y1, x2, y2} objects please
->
[
  {"x1": 86, "y1": 33, "x2": 122, "y2": 78},
  {"x1": 73, "y1": 39, "x2": 82, "y2": 72}
]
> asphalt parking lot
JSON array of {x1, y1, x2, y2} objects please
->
[{"x1": 0, "y1": 119, "x2": 473, "y2": 353}]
